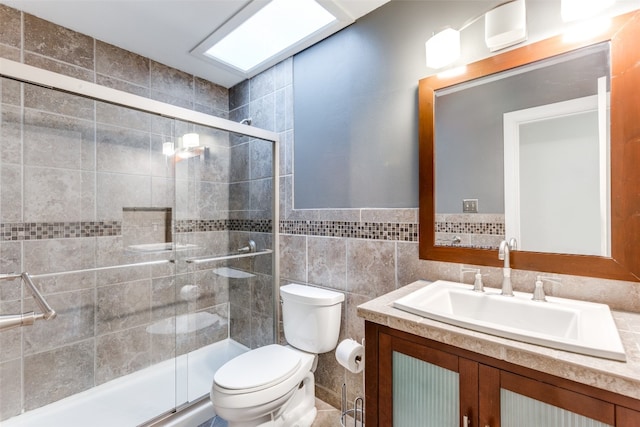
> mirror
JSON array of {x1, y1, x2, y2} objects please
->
[{"x1": 419, "y1": 10, "x2": 640, "y2": 281}]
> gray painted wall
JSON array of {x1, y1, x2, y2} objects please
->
[{"x1": 292, "y1": 0, "x2": 637, "y2": 209}]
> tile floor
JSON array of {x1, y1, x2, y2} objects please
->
[{"x1": 198, "y1": 398, "x2": 355, "y2": 427}]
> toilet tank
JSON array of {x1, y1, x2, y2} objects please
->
[{"x1": 280, "y1": 284, "x2": 344, "y2": 354}]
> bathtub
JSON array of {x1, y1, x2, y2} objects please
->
[{"x1": 0, "y1": 339, "x2": 247, "y2": 427}]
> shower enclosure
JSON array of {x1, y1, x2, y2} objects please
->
[{"x1": 0, "y1": 59, "x2": 279, "y2": 426}]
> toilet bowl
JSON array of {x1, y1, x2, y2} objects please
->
[{"x1": 210, "y1": 284, "x2": 344, "y2": 427}]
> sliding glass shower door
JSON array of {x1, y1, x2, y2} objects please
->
[{"x1": 0, "y1": 70, "x2": 278, "y2": 426}]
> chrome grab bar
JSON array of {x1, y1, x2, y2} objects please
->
[{"x1": 0, "y1": 272, "x2": 57, "y2": 332}]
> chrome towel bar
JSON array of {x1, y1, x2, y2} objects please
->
[
  {"x1": 0, "y1": 272, "x2": 57, "y2": 332},
  {"x1": 185, "y1": 249, "x2": 273, "y2": 264}
]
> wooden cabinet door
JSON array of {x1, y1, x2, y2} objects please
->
[
  {"x1": 616, "y1": 406, "x2": 640, "y2": 427},
  {"x1": 479, "y1": 366, "x2": 616, "y2": 427},
  {"x1": 377, "y1": 331, "x2": 478, "y2": 427}
]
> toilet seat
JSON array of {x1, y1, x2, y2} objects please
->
[
  {"x1": 214, "y1": 344, "x2": 301, "y2": 394},
  {"x1": 211, "y1": 345, "x2": 316, "y2": 412}
]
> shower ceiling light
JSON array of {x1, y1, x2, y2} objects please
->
[{"x1": 192, "y1": 0, "x2": 353, "y2": 78}]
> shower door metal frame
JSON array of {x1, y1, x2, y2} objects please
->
[{"x1": 0, "y1": 55, "x2": 282, "y2": 372}]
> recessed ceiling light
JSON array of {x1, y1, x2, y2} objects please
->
[{"x1": 194, "y1": 0, "x2": 348, "y2": 77}]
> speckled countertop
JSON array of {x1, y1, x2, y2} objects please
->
[{"x1": 357, "y1": 280, "x2": 640, "y2": 401}]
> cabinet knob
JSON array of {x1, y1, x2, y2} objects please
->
[{"x1": 463, "y1": 415, "x2": 470, "y2": 427}]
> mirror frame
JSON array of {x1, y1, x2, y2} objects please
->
[{"x1": 419, "y1": 10, "x2": 640, "y2": 282}]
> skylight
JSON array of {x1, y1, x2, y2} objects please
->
[{"x1": 204, "y1": 0, "x2": 337, "y2": 73}]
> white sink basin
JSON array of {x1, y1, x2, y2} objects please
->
[{"x1": 393, "y1": 280, "x2": 626, "y2": 361}]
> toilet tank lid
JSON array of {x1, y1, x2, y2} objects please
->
[{"x1": 281, "y1": 284, "x2": 345, "y2": 306}]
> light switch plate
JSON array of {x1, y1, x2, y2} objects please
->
[{"x1": 463, "y1": 199, "x2": 478, "y2": 213}]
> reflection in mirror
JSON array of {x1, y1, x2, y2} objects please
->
[{"x1": 434, "y1": 42, "x2": 610, "y2": 256}]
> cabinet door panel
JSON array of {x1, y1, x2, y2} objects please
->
[
  {"x1": 392, "y1": 351, "x2": 459, "y2": 426},
  {"x1": 616, "y1": 406, "x2": 640, "y2": 427},
  {"x1": 499, "y1": 371, "x2": 614, "y2": 427},
  {"x1": 501, "y1": 389, "x2": 613, "y2": 427}
]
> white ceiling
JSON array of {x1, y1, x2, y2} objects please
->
[{"x1": 0, "y1": 0, "x2": 390, "y2": 88}]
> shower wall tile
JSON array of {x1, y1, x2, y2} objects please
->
[
  {"x1": 24, "y1": 339, "x2": 95, "y2": 410},
  {"x1": 275, "y1": 58, "x2": 293, "y2": 90},
  {"x1": 0, "y1": 164, "x2": 22, "y2": 223},
  {"x1": 229, "y1": 79, "x2": 250, "y2": 111},
  {"x1": 23, "y1": 52, "x2": 95, "y2": 82},
  {"x1": 197, "y1": 181, "x2": 230, "y2": 216},
  {"x1": 96, "y1": 40, "x2": 150, "y2": 87},
  {"x1": 250, "y1": 92, "x2": 276, "y2": 132},
  {"x1": 250, "y1": 67, "x2": 275, "y2": 101},
  {"x1": 24, "y1": 84, "x2": 95, "y2": 121},
  {"x1": 0, "y1": 358, "x2": 22, "y2": 420},
  {"x1": 0, "y1": 4, "x2": 20, "y2": 48},
  {"x1": 229, "y1": 304, "x2": 251, "y2": 348},
  {"x1": 35, "y1": 270, "x2": 96, "y2": 295},
  {"x1": 96, "y1": 172, "x2": 152, "y2": 220},
  {"x1": 96, "y1": 102, "x2": 152, "y2": 132},
  {"x1": 193, "y1": 270, "x2": 229, "y2": 311},
  {"x1": 96, "y1": 74, "x2": 151, "y2": 98},
  {"x1": 1, "y1": 77, "x2": 21, "y2": 106},
  {"x1": 250, "y1": 178, "x2": 272, "y2": 219},
  {"x1": 96, "y1": 124, "x2": 152, "y2": 175},
  {"x1": 195, "y1": 77, "x2": 228, "y2": 116},
  {"x1": 251, "y1": 312, "x2": 274, "y2": 348},
  {"x1": 24, "y1": 166, "x2": 95, "y2": 222},
  {"x1": 24, "y1": 14, "x2": 94, "y2": 69},
  {"x1": 0, "y1": 104, "x2": 22, "y2": 165},
  {"x1": 230, "y1": 142, "x2": 250, "y2": 183},
  {"x1": 0, "y1": 44, "x2": 19, "y2": 61},
  {"x1": 0, "y1": 242, "x2": 21, "y2": 301},
  {"x1": 251, "y1": 138, "x2": 273, "y2": 180},
  {"x1": 199, "y1": 144, "x2": 231, "y2": 183},
  {"x1": 23, "y1": 237, "x2": 96, "y2": 275},
  {"x1": 0, "y1": 301, "x2": 21, "y2": 361},
  {"x1": 23, "y1": 289, "x2": 95, "y2": 354},
  {"x1": 95, "y1": 325, "x2": 151, "y2": 385},
  {"x1": 150, "y1": 61, "x2": 194, "y2": 106},
  {"x1": 252, "y1": 273, "x2": 274, "y2": 316},
  {"x1": 96, "y1": 279, "x2": 152, "y2": 334},
  {"x1": 23, "y1": 110, "x2": 96, "y2": 171}
]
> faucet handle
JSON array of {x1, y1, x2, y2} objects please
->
[{"x1": 532, "y1": 276, "x2": 561, "y2": 302}]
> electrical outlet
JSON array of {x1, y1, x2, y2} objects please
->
[{"x1": 463, "y1": 199, "x2": 478, "y2": 213}]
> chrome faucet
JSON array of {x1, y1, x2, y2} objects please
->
[{"x1": 498, "y1": 238, "x2": 517, "y2": 296}]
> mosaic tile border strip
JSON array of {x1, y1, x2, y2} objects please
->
[
  {"x1": 0, "y1": 221, "x2": 121, "y2": 241},
  {"x1": 0, "y1": 219, "x2": 420, "y2": 242},
  {"x1": 174, "y1": 219, "x2": 272, "y2": 233},
  {"x1": 280, "y1": 220, "x2": 419, "y2": 242},
  {"x1": 435, "y1": 221, "x2": 505, "y2": 235}
]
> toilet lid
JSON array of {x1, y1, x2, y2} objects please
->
[{"x1": 214, "y1": 345, "x2": 302, "y2": 391}]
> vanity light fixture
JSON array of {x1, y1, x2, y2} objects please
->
[
  {"x1": 485, "y1": 0, "x2": 527, "y2": 52},
  {"x1": 182, "y1": 133, "x2": 200, "y2": 149},
  {"x1": 425, "y1": 28, "x2": 461, "y2": 69},
  {"x1": 163, "y1": 133, "x2": 208, "y2": 161},
  {"x1": 162, "y1": 142, "x2": 175, "y2": 156},
  {"x1": 425, "y1": 0, "x2": 527, "y2": 70},
  {"x1": 561, "y1": 0, "x2": 614, "y2": 22}
]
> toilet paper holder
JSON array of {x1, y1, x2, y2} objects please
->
[{"x1": 340, "y1": 383, "x2": 364, "y2": 427}]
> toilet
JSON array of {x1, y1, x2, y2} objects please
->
[{"x1": 210, "y1": 283, "x2": 345, "y2": 427}]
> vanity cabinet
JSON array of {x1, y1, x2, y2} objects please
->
[{"x1": 365, "y1": 322, "x2": 640, "y2": 427}]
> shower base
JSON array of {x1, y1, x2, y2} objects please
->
[{"x1": 1, "y1": 339, "x2": 247, "y2": 427}]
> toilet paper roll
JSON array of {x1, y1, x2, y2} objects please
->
[{"x1": 335, "y1": 339, "x2": 364, "y2": 373}]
